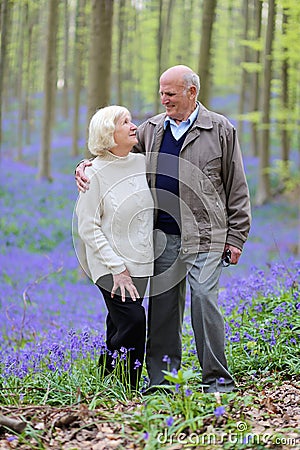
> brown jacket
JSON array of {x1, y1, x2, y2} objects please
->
[{"x1": 134, "y1": 102, "x2": 251, "y2": 253}]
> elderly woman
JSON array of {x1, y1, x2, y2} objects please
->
[{"x1": 76, "y1": 105, "x2": 154, "y2": 390}]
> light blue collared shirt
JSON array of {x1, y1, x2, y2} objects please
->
[{"x1": 164, "y1": 104, "x2": 199, "y2": 140}]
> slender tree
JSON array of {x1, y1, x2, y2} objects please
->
[
  {"x1": 0, "y1": 0, "x2": 13, "y2": 153},
  {"x1": 250, "y1": 0, "x2": 262, "y2": 157},
  {"x1": 62, "y1": 0, "x2": 70, "y2": 118},
  {"x1": 86, "y1": 0, "x2": 114, "y2": 157},
  {"x1": 155, "y1": 0, "x2": 175, "y2": 114},
  {"x1": 72, "y1": 0, "x2": 86, "y2": 156},
  {"x1": 256, "y1": 0, "x2": 276, "y2": 205},
  {"x1": 38, "y1": 0, "x2": 59, "y2": 180},
  {"x1": 116, "y1": 0, "x2": 126, "y2": 105},
  {"x1": 197, "y1": 0, "x2": 217, "y2": 107},
  {"x1": 155, "y1": 0, "x2": 165, "y2": 114},
  {"x1": 280, "y1": 11, "x2": 289, "y2": 162},
  {"x1": 237, "y1": 0, "x2": 250, "y2": 143},
  {"x1": 16, "y1": 1, "x2": 27, "y2": 160}
]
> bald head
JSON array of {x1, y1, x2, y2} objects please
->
[{"x1": 160, "y1": 65, "x2": 200, "y2": 96}]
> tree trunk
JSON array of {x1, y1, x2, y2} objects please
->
[
  {"x1": 197, "y1": 0, "x2": 217, "y2": 107},
  {"x1": 155, "y1": 0, "x2": 175, "y2": 114},
  {"x1": 116, "y1": 0, "x2": 126, "y2": 105},
  {"x1": 281, "y1": 12, "x2": 289, "y2": 162},
  {"x1": 161, "y1": 0, "x2": 174, "y2": 71},
  {"x1": 0, "y1": 0, "x2": 12, "y2": 154},
  {"x1": 155, "y1": 0, "x2": 164, "y2": 114},
  {"x1": 62, "y1": 0, "x2": 69, "y2": 118},
  {"x1": 237, "y1": 0, "x2": 250, "y2": 144},
  {"x1": 178, "y1": 0, "x2": 195, "y2": 65},
  {"x1": 17, "y1": 1, "x2": 28, "y2": 160},
  {"x1": 38, "y1": 0, "x2": 59, "y2": 180},
  {"x1": 72, "y1": 0, "x2": 86, "y2": 157},
  {"x1": 86, "y1": 0, "x2": 114, "y2": 157},
  {"x1": 250, "y1": 0, "x2": 262, "y2": 157},
  {"x1": 256, "y1": 0, "x2": 276, "y2": 205},
  {"x1": 24, "y1": 4, "x2": 37, "y2": 146}
]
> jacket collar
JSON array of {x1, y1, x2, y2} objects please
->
[{"x1": 147, "y1": 102, "x2": 213, "y2": 130}]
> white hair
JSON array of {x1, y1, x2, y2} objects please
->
[{"x1": 88, "y1": 105, "x2": 130, "y2": 156}]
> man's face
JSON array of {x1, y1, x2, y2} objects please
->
[{"x1": 159, "y1": 76, "x2": 194, "y2": 122}]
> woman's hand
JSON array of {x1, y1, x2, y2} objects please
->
[
  {"x1": 112, "y1": 269, "x2": 140, "y2": 302},
  {"x1": 75, "y1": 159, "x2": 92, "y2": 192}
]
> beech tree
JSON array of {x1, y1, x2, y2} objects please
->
[
  {"x1": 72, "y1": 0, "x2": 86, "y2": 156},
  {"x1": 155, "y1": 0, "x2": 175, "y2": 114},
  {"x1": 0, "y1": 0, "x2": 13, "y2": 153},
  {"x1": 38, "y1": 0, "x2": 59, "y2": 180},
  {"x1": 256, "y1": 0, "x2": 276, "y2": 205},
  {"x1": 250, "y1": 0, "x2": 263, "y2": 157},
  {"x1": 86, "y1": 0, "x2": 114, "y2": 157},
  {"x1": 197, "y1": 0, "x2": 217, "y2": 107}
]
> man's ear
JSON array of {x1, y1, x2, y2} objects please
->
[{"x1": 189, "y1": 86, "x2": 197, "y2": 99}]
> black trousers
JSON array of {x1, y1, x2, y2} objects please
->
[{"x1": 96, "y1": 274, "x2": 148, "y2": 389}]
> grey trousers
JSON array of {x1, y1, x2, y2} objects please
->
[{"x1": 146, "y1": 232, "x2": 235, "y2": 393}]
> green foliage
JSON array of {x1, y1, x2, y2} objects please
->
[
  {"x1": 1, "y1": 284, "x2": 299, "y2": 449},
  {"x1": 266, "y1": 159, "x2": 300, "y2": 193},
  {"x1": 240, "y1": 38, "x2": 263, "y2": 52},
  {"x1": 240, "y1": 62, "x2": 262, "y2": 74},
  {"x1": 227, "y1": 291, "x2": 300, "y2": 378},
  {"x1": 235, "y1": 111, "x2": 262, "y2": 124}
]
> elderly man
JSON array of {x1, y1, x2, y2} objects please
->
[{"x1": 76, "y1": 65, "x2": 251, "y2": 393}]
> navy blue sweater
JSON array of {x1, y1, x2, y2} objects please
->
[{"x1": 155, "y1": 125, "x2": 189, "y2": 235}]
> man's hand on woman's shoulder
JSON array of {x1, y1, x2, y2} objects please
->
[{"x1": 75, "y1": 159, "x2": 92, "y2": 192}]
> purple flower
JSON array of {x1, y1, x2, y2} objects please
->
[
  {"x1": 134, "y1": 359, "x2": 142, "y2": 370},
  {"x1": 214, "y1": 406, "x2": 226, "y2": 417},
  {"x1": 166, "y1": 416, "x2": 174, "y2": 427},
  {"x1": 162, "y1": 355, "x2": 171, "y2": 364},
  {"x1": 230, "y1": 332, "x2": 240, "y2": 343},
  {"x1": 185, "y1": 388, "x2": 192, "y2": 397},
  {"x1": 143, "y1": 431, "x2": 149, "y2": 440},
  {"x1": 269, "y1": 331, "x2": 276, "y2": 346}
]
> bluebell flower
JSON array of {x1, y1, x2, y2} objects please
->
[
  {"x1": 214, "y1": 406, "x2": 226, "y2": 417},
  {"x1": 162, "y1": 355, "x2": 171, "y2": 364},
  {"x1": 134, "y1": 359, "x2": 142, "y2": 370},
  {"x1": 185, "y1": 388, "x2": 192, "y2": 397},
  {"x1": 166, "y1": 416, "x2": 174, "y2": 427}
]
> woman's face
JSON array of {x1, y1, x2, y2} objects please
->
[{"x1": 112, "y1": 113, "x2": 138, "y2": 155}]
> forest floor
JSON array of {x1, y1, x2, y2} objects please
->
[{"x1": 1, "y1": 377, "x2": 299, "y2": 449}]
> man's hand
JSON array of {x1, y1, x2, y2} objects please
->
[
  {"x1": 75, "y1": 159, "x2": 92, "y2": 192},
  {"x1": 112, "y1": 269, "x2": 140, "y2": 302},
  {"x1": 223, "y1": 244, "x2": 242, "y2": 265}
]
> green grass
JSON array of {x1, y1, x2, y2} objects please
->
[{"x1": 1, "y1": 288, "x2": 299, "y2": 449}]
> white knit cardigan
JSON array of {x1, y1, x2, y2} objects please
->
[{"x1": 76, "y1": 152, "x2": 154, "y2": 283}]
